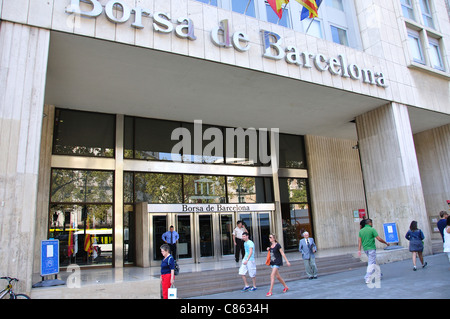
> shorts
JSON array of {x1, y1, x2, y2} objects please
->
[
  {"x1": 270, "y1": 265, "x2": 280, "y2": 269},
  {"x1": 239, "y1": 260, "x2": 256, "y2": 278}
]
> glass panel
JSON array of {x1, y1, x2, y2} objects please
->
[
  {"x1": 51, "y1": 169, "x2": 113, "y2": 203},
  {"x1": 49, "y1": 204, "x2": 113, "y2": 267},
  {"x1": 53, "y1": 109, "x2": 115, "y2": 157},
  {"x1": 199, "y1": 215, "x2": 214, "y2": 257},
  {"x1": 429, "y1": 41, "x2": 444, "y2": 70},
  {"x1": 331, "y1": 25, "x2": 349, "y2": 46},
  {"x1": 239, "y1": 213, "x2": 253, "y2": 241},
  {"x1": 123, "y1": 204, "x2": 135, "y2": 264},
  {"x1": 177, "y1": 215, "x2": 192, "y2": 259},
  {"x1": 123, "y1": 116, "x2": 134, "y2": 159},
  {"x1": 227, "y1": 176, "x2": 272, "y2": 203},
  {"x1": 232, "y1": 0, "x2": 255, "y2": 17},
  {"x1": 224, "y1": 127, "x2": 261, "y2": 166},
  {"x1": 133, "y1": 118, "x2": 181, "y2": 161},
  {"x1": 123, "y1": 172, "x2": 134, "y2": 204},
  {"x1": 419, "y1": 0, "x2": 434, "y2": 28},
  {"x1": 153, "y1": 216, "x2": 167, "y2": 260},
  {"x1": 181, "y1": 122, "x2": 225, "y2": 164},
  {"x1": 195, "y1": 0, "x2": 217, "y2": 5},
  {"x1": 220, "y1": 214, "x2": 234, "y2": 256},
  {"x1": 135, "y1": 173, "x2": 183, "y2": 204},
  {"x1": 400, "y1": 0, "x2": 415, "y2": 20},
  {"x1": 258, "y1": 213, "x2": 271, "y2": 252},
  {"x1": 184, "y1": 175, "x2": 226, "y2": 203},
  {"x1": 302, "y1": 18, "x2": 323, "y2": 38},
  {"x1": 278, "y1": 134, "x2": 306, "y2": 169},
  {"x1": 326, "y1": 0, "x2": 344, "y2": 11},
  {"x1": 266, "y1": 4, "x2": 290, "y2": 27},
  {"x1": 408, "y1": 33, "x2": 424, "y2": 63}
]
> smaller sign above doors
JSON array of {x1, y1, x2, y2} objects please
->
[{"x1": 147, "y1": 203, "x2": 275, "y2": 213}]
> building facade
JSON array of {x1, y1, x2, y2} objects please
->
[{"x1": 0, "y1": 0, "x2": 449, "y2": 293}]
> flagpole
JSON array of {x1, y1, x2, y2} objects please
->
[
  {"x1": 305, "y1": 17, "x2": 314, "y2": 33},
  {"x1": 244, "y1": 0, "x2": 252, "y2": 15}
]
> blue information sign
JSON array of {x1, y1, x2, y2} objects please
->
[
  {"x1": 41, "y1": 240, "x2": 59, "y2": 276},
  {"x1": 383, "y1": 223, "x2": 399, "y2": 244}
]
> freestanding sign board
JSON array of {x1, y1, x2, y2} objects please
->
[
  {"x1": 383, "y1": 223, "x2": 399, "y2": 244},
  {"x1": 40, "y1": 240, "x2": 59, "y2": 277}
]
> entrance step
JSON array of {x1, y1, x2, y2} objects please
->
[{"x1": 175, "y1": 254, "x2": 365, "y2": 298}]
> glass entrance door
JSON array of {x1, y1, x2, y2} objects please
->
[{"x1": 238, "y1": 212, "x2": 272, "y2": 256}]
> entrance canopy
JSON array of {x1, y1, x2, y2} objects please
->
[{"x1": 44, "y1": 31, "x2": 450, "y2": 140}]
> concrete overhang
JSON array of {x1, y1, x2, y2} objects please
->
[{"x1": 44, "y1": 31, "x2": 450, "y2": 140}]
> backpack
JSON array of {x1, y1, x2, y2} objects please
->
[{"x1": 169, "y1": 256, "x2": 180, "y2": 276}]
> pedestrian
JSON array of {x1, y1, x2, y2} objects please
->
[
  {"x1": 443, "y1": 218, "x2": 450, "y2": 265},
  {"x1": 238, "y1": 232, "x2": 257, "y2": 292},
  {"x1": 437, "y1": 211, "x2": 449, "y2": 242},
  {"x1": 358, "y1": 219, "x2": 389, "y2": 284},
  {"x1": 266, "y1": 233, "x2": 291, "y2": 297},
  {"x1": 160, "y1": 244, "x2": 175, "y2": 299},
  {"x1": 233, "y1": 221, "x2": 247, "y2": 263},
  {"x1": 162, "y1": 225, "x2": 179, "y2": 259},
  {"x1": 299, "y1": 231, "x2": 318, "y2": 280},
  {"x1": 405, "y1": 220, "x2": 427, "y2": 271}
]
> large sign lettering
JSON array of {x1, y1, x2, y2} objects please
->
[{"x1": 66, "y1": 0, "x2": 387, "y2": 87}]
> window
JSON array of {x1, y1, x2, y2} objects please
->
[
  {"x1": 232, "y1": 0, "x2": 255, "y2": 18},
  {"x1": 428, "y1": 38, "x2": 444, "y2": 70},
  {"x1": 49, "y1": 169, "x2": 114, "y2": 267},
  {"x1": 302, "y1": 18, "x2": 323, "y2": 38},
  {"x1": 195, "y1": 0, "x2": 217, "y2": 5},
  {"x1": 278, "y1": 133, "x2": 307, "y2": 169},
  {"x1": 326, "y1": 0, "x2": 344, "y2": 11},
  {"x1": 265, "y1": 1, "x2": 290, "y2": 27},
  {"x1": 419, "y1": 0, "x2": 434, "y2": 28},
  {"x1": 407, "y1": 30, "x2": 425, "y2": 64},
  {"x1": 401, "y1": 0, "x2": 416, "y2": 20},
  {"x1": 330, "y1": 25, "x2": 349, "y2": 46},
  {"x1": 53, "y1": 109, "x2": 115, "y2": 157}
]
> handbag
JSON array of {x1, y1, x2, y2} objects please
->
[
  {"x1": 265, "y1": 251, "x2": 271, "y2": 266},
  {"x1": 168, "y1": 284, "x2": 177, "y2": 299}
]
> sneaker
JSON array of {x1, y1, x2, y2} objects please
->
[
  {"x1": 241, "y1": 286, "x2": 250, "y2": 292},
  {"x1": 422, "y1": 262, "x2": 428, "y2": 268},
  {"x1": 249, "y1": 287, "x2": 257, "y2": 291},
  {"x1": 413, "y1": 266, "x2": 417, "y2": 271}
]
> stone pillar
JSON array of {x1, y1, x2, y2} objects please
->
[
  {"x1": 0, "y1": 22, "x2": 50, "y2": 293},
  {"x1": 414, "y1": 124, "x2": 450, "y2": 240},
  {"x1": 356, "y1": 103, "x2": 431, "y2": 254},
  {"x1": 135, "y1": 202, "x2": 150, "y2": 267}
]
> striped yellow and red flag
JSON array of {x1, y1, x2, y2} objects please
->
[
  {"x1": 296, "y1": 0, "x2": 319, "y2": 19},
  {"x1": 267, "y1": 0, "x2": 290, "y2": 19}
]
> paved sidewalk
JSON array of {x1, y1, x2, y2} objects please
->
[{"x1": 189, "y1": 253, "x2": 450, "y2": 299}]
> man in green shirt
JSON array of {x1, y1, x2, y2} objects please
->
[{"x1": 358, "y1": 219, "x2": 389, "y2": 284}]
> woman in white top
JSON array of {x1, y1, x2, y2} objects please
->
[{"x1": 444, "y1": 218, "x2": 450, "y2": 264}]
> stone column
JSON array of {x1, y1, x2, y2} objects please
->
[
  {"x1": 0, "y1": 22, "x2": 50, "y2": 293},
  {"x1": 135, "y1": 202, "x2": 150, "y2": 267},
  {"x1": 356, "y1": 103, "x2": 431, "y2": 254}
]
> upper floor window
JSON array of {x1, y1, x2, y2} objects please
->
[
  {"x1": 195, "y1": 0, "x2": 218, "y2": 6},
  {"x1": 232, "y1": 0, "x2": 256, "y2": 17},
  {"x1": 419, "y1": 0, "x2": 434, "y2": 28},
  {"x1": 407, "y1": 30, "x2": 425, "y2": 64},
  {"x1": 401, "y1": 0, "x2": 416, "y2": 20},
  {"x1": 428, "y1": 37, "x2": 444, "y2": 70},
  {"x1": 265, "y1": 1, "x2": 290, "y2": 28}
]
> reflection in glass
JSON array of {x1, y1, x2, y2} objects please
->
[
  {"x1": 51, "y1": 169, "x2": 114, "y2": 203},
  {"x1": 123, "y1": 204, "x2": 135, "y2": 264},
  {"x1": 49, "y1": 204, "x2": 113, "y2": 267},
  {"x1": 184, "y1": 175, "x2": 226, "y2": 203},
  {"x1": 53, "y1": 109, "x2": 115, "y2": 157},
  {"x1": 134, "y1": 173, "x2": 182, "y2": 203},
  {"x1": 199, "y1": 215, "x2": 214, "y2": 257},
  {"x1": 220, "y1": 214, "x2": 234, "y2": 256},
  {"x1": 258, "y1": 213, "x2": 271, "y2": 252},
  {"x1": 227, "y1": 176, "x2": 273, "y2": 203},
  {"x1": 153, "y1": 216, "x2": 167, "y2": 260},
  {"x1": 177, "y1": 215, "x2": 192, "y2": 259},
  {"x1": 278, "y1": 134, "x2": 306, "y2": 169}
]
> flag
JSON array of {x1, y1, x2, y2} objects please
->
[
  {"x1": 267, "y1": 0, "x2": 290, "y2": 19},
  {"x1": 297, "y1": 0, "x2": 322, "y2": 20},
  {"x1": 68, "y1": 230, "x2": 74, "y2": 257},
  {"x1": 84, "y1": 232, "x2": 93, "y2": 255}
]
